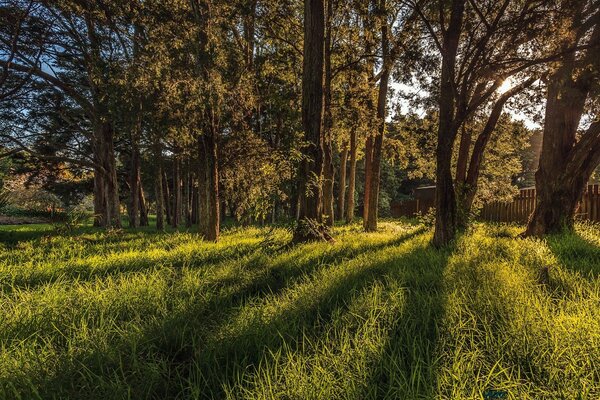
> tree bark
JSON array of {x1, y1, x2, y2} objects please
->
[
  {"x1": 337, "y1": 146, "x2": 348, "y2": 220},
  {"x1": 139, "y1": 183, "x2": 149, "y2": 227},
  {"x1": 163, "y1": 169, "x2": 172, "y2": 226},
  {"x1": 154, "y1": 142, "x2": 165, "y2": 232},
  {"x1": 322, "y1": 0, "x2": 335, "y2": 227},
  {"x1": 202, "y1": 133, "x2": 220, "y2": 241},
  {"x1": 172, "y1": 154, "x2": 181, "y2": 228},
  {"x1": 293, "y1": 0, "x2": 327, "y2": 242},
  {"x1": 525, "y1": 10, "x2": 600, "y2": 236},
  {"x1": 92, "y1": 119, "x2": 121, "y2": 228},
  {"x1": 346, "y1": 129, "x2": 357, "y2": 223},
  {"x1": 432, "y1": 0, "x2": 465, "y2": 247},
  {"x1": 128, "y1": 135, "x2": 141, "y2": 228},
  {"x1": 364, "y1": 0, "x2": 391, "y2": 232},
  {"x1": 184, "y1": 163, "x2": 192, "y2": 227}
]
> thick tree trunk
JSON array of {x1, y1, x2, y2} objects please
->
[
  {"x1": 337, "y1": 146, "x2": 348, "y2": 220},
  {"x1": 93, "y1": 120, "x2": 121, "y2": 229},
  {"x1": 293, "y1": 0, "x2": 327, "y2": 242},
  {"x1": 345, "y1": 129, "x2": 357, "y2": 223},
  {"x1": 526, "y1": 18, "x2": 600, "y2": 236},
  {"x1": 432, "y1": 0, "x2": 465, "y2": 247}
]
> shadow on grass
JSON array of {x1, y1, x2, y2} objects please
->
[
  {"x1": 546, "y1": 231, "x2": 600, "y2": 278},
  {"x1": 361, "y1": 243, "x2": 451, "y2": 399},
  {"x1": 1, "y1": 226, "x2": 427, "y2": 294},
  {"x1": 8, "y1": 227, "x2": 428, "y2": 399}
]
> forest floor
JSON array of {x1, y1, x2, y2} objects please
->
[{"x1": 0, "y1": 220, "x2": 598, "y2": 399}]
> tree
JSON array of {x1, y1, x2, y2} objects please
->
[
  {"x1": 294, "y1": 0, "x2": 327, "y2": 242},
  {"x1": 526, "y1": 0, "x2": 600, "y2": 236}
]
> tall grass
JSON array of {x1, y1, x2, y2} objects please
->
[{"x1": 0, "y1": 221, "x2": 598, "y2": 399}]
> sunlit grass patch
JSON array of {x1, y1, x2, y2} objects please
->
[{"x1": 0, "y1": 221, "x2": 598, "y2": 399}]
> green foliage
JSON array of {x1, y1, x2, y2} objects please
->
[{"x1": 0, "y1": 221, "x2": 598, "y2": 399}]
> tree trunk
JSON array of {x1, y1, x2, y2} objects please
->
[
  {"x1": 93, "y1": 120, "x2": 121, "y2": 229},
  {"x1": 363, "y1": 135, "x2": 373, "y2": 226},
  {"x1": 293, "y1": 0, "x2": 327, "y2": 242},
  {"x1": 202, "y1": 133, "x2": 220, "y2": 241},
  {"x1": 321, "y1": 0, "x2": 335, "y2": 227},
  {"x1": 337, "y1": 146, "x2": 348, "y2": 220},
  {"x1": 154, "y1": 143, "x2": 165, "y2": 232},
  {"x1": 163, "y1": 169, "x2": 172, "y2": 226},
  {"x1": 432, "y1": 0, "x2": 465, "y2": 247},
  {"x1": 172, "y1": 155, "x2": 180, "y2": 228},
  {"x1": 526, "y1": 15, "x2": 600, "y2": 236},
  {"x1": 128, "y1": 139, "x2": 141, "y2": 228},
  {"x1": 345, "y1": 129, "x2": 357, "y2": 223},
  {"x1": 139, "y1": 183, "x2": 149, "y2": 227},
  {"x1": 198, "y1": 139, "x2": 208, "y2": 235},
  {"x1": 184, "y1": 161, "x2": 192, "y2": 227}
]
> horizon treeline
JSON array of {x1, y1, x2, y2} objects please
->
[{"x1": 0, "y1": 0, "x2": 599, "y2": 244}]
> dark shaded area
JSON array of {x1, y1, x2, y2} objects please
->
[
  {"x1": 546, "y1": 231, "x2": 600, "y2": 277},
  {"x1": 5, "y1": 228, "x2": 436, "y2": 399}
]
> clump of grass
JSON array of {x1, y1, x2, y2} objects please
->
[{"x1": 0, "y1": 221, "x2": 598, "y2": 399}]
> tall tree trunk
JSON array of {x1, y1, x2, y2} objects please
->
[
  {"x1": 433, "y1": 0, "x2": 465, "y2": 247},
  {"x1": 184, "y1": 163, "x2": 192, "y2": 227},
  {"x1": 364, "y1": 0, "x2": 390, "y2": 232},
  {"x1": 154, "y1": 142, "x2": 165, "y2": 231},
  {"x1": 364, "y1": 67, "x2": 390, "y2": 232},
  {"x1": 361, "y1": 1, "x2": 377, "y2": 228},
  {"x1": 526, "y1": 10, "x2": 600, "y2": 236},
  {"x1": 163, "y1": 169, "x2": 172, "y2": 226},
  {"x1": 345, "y1": 129, "x2": 357, "y2": 223},
  {"x1": 94, "y1": 119, "x2": 121, "y2": 228},
  {"x1": 456, "y1": 78, "x2": 535, "y2": 228},
  {"x1": 198, "y1": 138, "x2": 208, "y2": 235},
  {"x1": 294, "y1": 0, "x2": 326, "y2": 242},
  {"x1": 172, "y1": 155, "x2": 181, "y2": 228},
  {"x1": 322, "y1": 0, "x2": 335, "y2": 227},
  {"x1": 202, "y1": 133, "x2": 220, "y2": 241},
  {"x1": 337, "y1": 146, "x2": 348, "y2": 220},
  {"x1": 128, "y1": 136, "x2": 141, "y2": 228},
  {"x1": 139, "y1": 184, "x2": 149, "y2": 227}
]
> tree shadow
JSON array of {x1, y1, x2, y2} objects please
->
[
  {"x1": 6, "y1": 228, "x2": 428, "y2": 399},
  {"x1": 545, "y1": 231, "x2": 600, "y2": 278},
  {"x1": 361, "y1": 242, "x2": 451, "y2": 399},
  {"x1": 1, "y1": 226, "x2": 427, "y2": 293}
]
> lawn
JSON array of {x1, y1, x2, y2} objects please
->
[{"x1": 0, "y1": 221, "x2": 599, "y2": 399}]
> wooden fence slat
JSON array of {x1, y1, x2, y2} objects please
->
[{"x1": 392, "y1": 185, "x2": 600, "y2": 223}]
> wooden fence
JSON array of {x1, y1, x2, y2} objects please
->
[
  {"x1": 390, "y1": 198, "x2": 434, "y2": 218},
  {"x1": 481, "y1": 184, "x2": 600, "y2": 223},
  {"x1": 391, "y1": 184, "x2": 600, "y2": 223}
]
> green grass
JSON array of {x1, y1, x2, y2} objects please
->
[{"x1": 0, "y1": 220, "x2": 598, "y2": 399}]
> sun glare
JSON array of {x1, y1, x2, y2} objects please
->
[{"x1": 498, "y1": 78, "x2": 513, "y2": 94}]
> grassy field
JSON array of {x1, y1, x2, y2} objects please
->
[{"x1": 0, "y1": 220, "x2": 598, "y2": 399}]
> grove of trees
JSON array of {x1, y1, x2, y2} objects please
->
[{"x1": 1, "y1": 0, "x2": 599, "y2": 245}]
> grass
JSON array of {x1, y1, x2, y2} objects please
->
[{"x1": 0, "y1": 220, "x2": 598, "y2": 399}]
